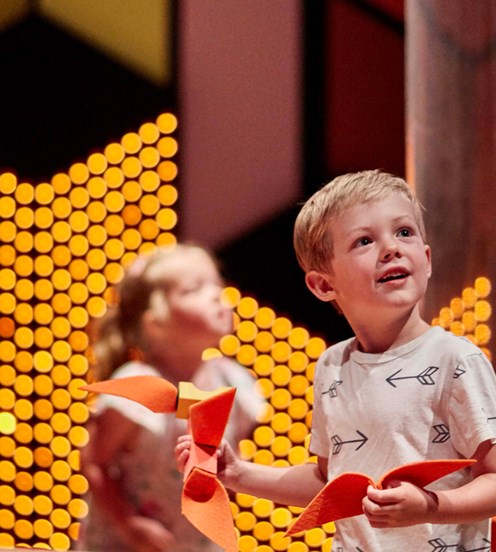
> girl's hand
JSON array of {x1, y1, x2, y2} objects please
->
[
  {"x1": 175, "y1": 434, "x2": 192, "y2": 474},
  {"x1": 362, "y1": 481, "x2": 438, "y2": 528}
]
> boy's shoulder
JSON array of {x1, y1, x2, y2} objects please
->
[
  {"x1": 317, "y1": 327, "x2": 487, "y2": 367},
  {"x1": 427, "y1": 326, "x2": 487, "y2": 359},
  {"x1": 398, "y1": 327, "x2": 488, "y2": 366},
  {"x1": 318, "y1": 335, "x2": 356, "y2": 367}
]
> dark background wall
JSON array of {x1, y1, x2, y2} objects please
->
[{"x1": 0, "y1": 15, "x2": 172, "y2": 183}]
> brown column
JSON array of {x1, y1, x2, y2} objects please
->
[
  {"x1": 178, "y1": 0, "x2": 302, "y2": 249},
  {"x1": 406, "y1": 0, "x2": 496, "y2": 347}
]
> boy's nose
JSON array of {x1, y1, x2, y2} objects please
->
[{"x1": 381, "y1": 242, "x2": 401, "y2": 260}]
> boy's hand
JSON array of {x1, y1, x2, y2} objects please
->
[
  {"x1": 216, "y1": 439, "x2": 238, "y2": 484},
  {"x1": 174, "y1": 435, "x2": 239, "y2": 487},
  {"x1": 362, "y1": 481, "x2": 438, "y2": 528}
]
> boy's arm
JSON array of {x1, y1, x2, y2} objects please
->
[
  {"x1": 224, "y1": 454, "x2": 328, "y2": 508},
  {"x1": 432, "y1": 439, "x2": 496, "y2": 524},
  {"x1": 363, "y1": 439, "x2": 496, "y2": 528}
]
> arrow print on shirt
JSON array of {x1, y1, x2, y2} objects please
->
[
  {"x1": 322, "y1": 380, "x2": 343, "y2": 398},
  {"x1": 331, "y1": 430, "x2": 368, "y2": 455},
  {"x1": 428, "y1": 536, "x2": 490, "y2": 552},
  {"x1": 386, "y1": 366, "x2": 439, "y2": 388}
]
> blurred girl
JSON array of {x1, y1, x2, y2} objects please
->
[{"x1": 77, "y1": 244, "x2": 263, "y2": 552}]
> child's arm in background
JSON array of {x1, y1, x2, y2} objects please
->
[
  {"x1": 82, "y1": 410, "x2": 176, "y2": 552},
  {"x1": 363, "y1": 439, "x2": 496, "y2": 528},
  {"x1": 175, "y1": 435, "x2": 328, "y2": 508}
]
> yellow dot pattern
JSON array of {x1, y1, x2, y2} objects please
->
[
  {"x1": 203, "y1": 289, "x2": 337, "y2": 550},
  {"x1": 432, "y1": 277, "x2": 492, "y2": 361},
  {"x1": 0, "y1": 112, "x2": 179, "y2": 550},
  {"x1": 0, "y1": 109, "x2": 493, "y2": 551}
]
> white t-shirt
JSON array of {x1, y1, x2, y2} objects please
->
[{"x1": 311, "y1": 326, "x2": 496, "y2": 551}]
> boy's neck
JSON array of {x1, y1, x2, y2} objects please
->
[{"x1": 352, "y1": 307, "x2": 431, "y2": 354}]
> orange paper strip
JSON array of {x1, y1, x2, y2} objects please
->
[
  {"x1": 287, "y1": 458, "x2": 475, "y2": 535},
  {"x1": 82, "y1": 375, "x2": 178, "y2": 413}
]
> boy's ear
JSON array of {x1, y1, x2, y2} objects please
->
[
  {"x1": 305, "y1": 270, "x2": 336, "y2": 303},
  {"x1": 425, "y1": 244, "x2": 432, "y2": 279}
]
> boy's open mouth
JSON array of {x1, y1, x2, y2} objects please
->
[{"x1": 378, "y1": 271, "x2": 409, "y2": 283}]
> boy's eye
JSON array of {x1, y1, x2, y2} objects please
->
[
  {"x1": 397, "y1": 228, "x2": 412, "y2": 237},
  {"x1": 354, "y1": 237, "x2": 372, "y2": 248}
]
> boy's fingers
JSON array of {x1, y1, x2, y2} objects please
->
[{"x1": 366, "y1": 486, "x2": 400, "y2": 505}]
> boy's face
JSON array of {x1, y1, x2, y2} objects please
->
[{"x1": 305, "y1": 191, "x2": 431, "y2": 324}]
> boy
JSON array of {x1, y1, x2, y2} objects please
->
[{"x1": 176, "y1": 170, "x2": 496, "y2": 550}]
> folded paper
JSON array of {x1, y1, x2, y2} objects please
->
[
  {"x1": 82, "y1": 376, "x2": 238, "y2": 552},
  {"x1": 286, "y1": 458, "x2": 476, "y2": 535}
]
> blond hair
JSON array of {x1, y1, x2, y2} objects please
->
[
  {"x1": 294, "y1": 169, "x2": 426, "y2": 273},
  {"x1": 90, "y1": 243, "x2": 216, "y2": 380}
]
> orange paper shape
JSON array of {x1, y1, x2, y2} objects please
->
[
  {"x1": 186, "y1": 441, "x2": 218, "y2": 476},
  {"x1": 180, "y1": 387, "x2": 237, "y2": 551},
  {"x1": 82, "y1": 375, "x2": 178, "y2": 413},
  {"x1": 182, "y1": 467, "x2": 238, "y2": 552},
  {"x1": 81, "y1": 375, "x2": 239, "y2": 551},
  {"x1": 287, "y1": 458, "x2": 476, "y2": 535},
  {"x1": 183, "y1": 388, "x2": 236, "y2": 480}
]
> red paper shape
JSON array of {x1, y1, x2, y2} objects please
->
[
  {"x1": 183, "y1": 388, "x2": 236, "y2": 480},
  {"x1": 286, "y1": 458, "x2": 476, "y2": 535},
  {"x1": 189, "y1": 387, "x2": 236, "y2": 448},
  {"x1": 82, "y1": 375, "x2": 178, "y2": 413}
]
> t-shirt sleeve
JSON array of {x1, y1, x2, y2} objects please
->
[{"x1": 447, "y1": 351, "x2": 496, "y2": 458}]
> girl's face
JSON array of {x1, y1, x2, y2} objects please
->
[
  {"x1": 316, "y1": 191, "x2": 431, "y2": 324},
  {"x1": 157, "y1": 250, "x2": 234, "y2": 344}
]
